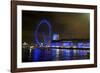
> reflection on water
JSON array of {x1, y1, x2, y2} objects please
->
[
  {"x1": 30, "y1": 48, "x2": 90, "y2": 62},
  {"x1": 22, "y1": 41, "x2": 90, "y2": 62}
]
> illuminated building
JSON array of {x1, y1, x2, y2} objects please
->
[{"x1": 53, "y1": 34, "x2": 59, "y2": 40}]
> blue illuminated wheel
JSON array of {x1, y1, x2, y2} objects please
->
[{"x1": 34, "y1": 19, "x2": 52, "y2": 46}]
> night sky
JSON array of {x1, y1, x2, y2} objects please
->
[{"x1": 22, "y1": 10, "x2": 90, "y2": 43}]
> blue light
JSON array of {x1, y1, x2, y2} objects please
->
[
  {"x1": 63, "y1": 41, "x2": 73, "y2": 48},
  {"x1": 85, "y1": 43, "x2": 90, "y2": 48},
  {"x1": 62, "y1": 49, "x2": 68, "y2": 59},
  {"x1": 52, "y1": 34, "x2": 59, "y2": 40},
  {"x1": 51, "y1": 49, "x2": 57, "y2": 60},
  {"x1": 34, "y1": 19, "x2": 52, "y2": 46},
  {"x1": 50, "y1": 43, "x2": 56, "y2": 46},
  {"x1": 78, "y1": 50, "x2": 86, "y2": 57},
  {"x1": 70, "y1": 49, "x2": 74, "y2": 59},
  {"x1": 40, "y1": 49, "x2": 48, "y2": 61},
  {"x1": 78, "y1": 42, "x2": 90, "y2": 48},
  {"x1": 50, "y1": 42, "x2": 62, "y2": 47},
  {"x1": 32, "y1": 48, "x2": 41, "y2": 62},
  {"x1": 78, "y1": 42, "x2": 83, "y2": 48}
]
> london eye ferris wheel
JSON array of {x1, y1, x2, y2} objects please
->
[{"x1": 34, "y1": 19, "x2": 52, "y2": 47}]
